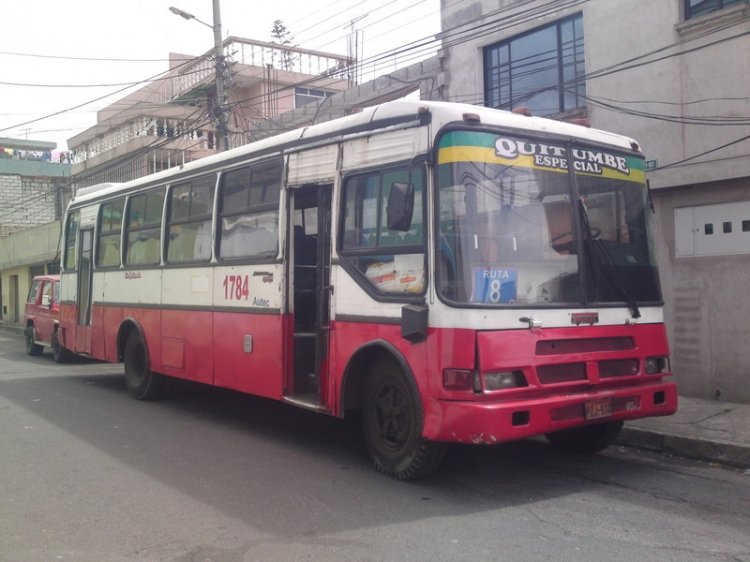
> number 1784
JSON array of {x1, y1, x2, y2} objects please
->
[{"x1": 223, "y1": 274, "x2": 249, "y2": 300}]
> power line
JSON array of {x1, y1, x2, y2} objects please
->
[
  {"x1": 0, "y1": 50, "x2": 170, "y2": 63},
  {"x1": 0, "y1": 57, "x2": 201, "y2": 136},
  {"x1": 4, "y1": 0, "x2": 747, "y2": 155},
  {"x1": 657, "y1": 132, "x2": 750, "y2": 171}
]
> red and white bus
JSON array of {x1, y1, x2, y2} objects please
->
[{"x1": 58, "y1": 100, "x2": 677, "y2": 479}]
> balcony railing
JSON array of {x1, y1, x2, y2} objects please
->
[{"x1": 168, "y1": 36, "x2": 353, "y2": 103}]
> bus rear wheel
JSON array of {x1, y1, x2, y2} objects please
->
[
  {"x1": 361, "y1": 359, "x2": 445, "y2": 480},
  {"x1": 25, "y1": 325, "x2": 43, "y2": 356},
  {"x1": 546, "y1": 421, "x2": 624, "y2": 454},
  {"x1": 51, "y1": 331, "x2": 73, "y2": 364},
  {"x1": 124, "y1": 332, "x2": 164, "y2": 400}
]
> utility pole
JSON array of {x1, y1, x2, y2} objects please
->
[
  {"x1": 170, "y1": 1, "x2": 230, "y2": 151},
  {"x1": 211, "y1": 0, "x2": 229, "y2": 151}
]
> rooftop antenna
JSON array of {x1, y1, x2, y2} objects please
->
[{"x1": 345, "y1": 14, "x2": 367, "y2": 84}]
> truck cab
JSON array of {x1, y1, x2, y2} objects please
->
[{"x1": 24, "y1": 275, "x2": 72, "y2": 362}]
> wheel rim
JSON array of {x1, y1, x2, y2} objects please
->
[{"x1": 373, "y1": 381, "x2": 411, "y2": 451}]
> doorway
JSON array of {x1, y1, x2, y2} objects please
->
[
  {"x1": 288, "y1": 184, "x2": 332, "y2": 407},
  {"x1": 75, "y1": 229, "x2": 94, "y2": 353},
  {"x1": 9, "y1": 275, "x2": 19, "y2": 323}
]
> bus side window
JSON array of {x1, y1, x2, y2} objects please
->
[
  {"x1": 97, "y1": 198, "x2": 125, "y2": 268},
  {"x1": 125, "y1": 190, "x2": 165, "y2": 266},
  {"x1": 63, "y1": 210, "x2": 80, "y2": 271},
  {"x1": 166, "y1": 176, "x2": 215, "y2": 263},
  {"x1": 340, "y1": 164, "x2": 426, "y2": 295},
  {"x1": 218, "y1": 160, "x2": 282, "y2": 260}
]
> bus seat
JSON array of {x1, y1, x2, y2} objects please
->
[{"x1": 142, "y1": 238, "x2": 160, "y2": 264}]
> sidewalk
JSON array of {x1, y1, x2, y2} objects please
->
[
  {"x1": 2, "y1": 321, "x2": 748, "y2": 469},
  {"x1": 618, "y1": 395, "x2": 750, "y2": 469}
]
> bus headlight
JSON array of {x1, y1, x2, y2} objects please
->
[
  {"x1": 483, "y1": 370, "x2": 527, "y2": 391},
  {"x1": 645, "y1": 357, "x2": 670, "y2": 374}
]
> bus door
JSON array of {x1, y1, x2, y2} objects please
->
[
  {"x1": 287, "y1": 184, "x2": 332, "y2": 408},
  {"x1": 75, "y1": 228, "x2": 94, "y2": 354}
]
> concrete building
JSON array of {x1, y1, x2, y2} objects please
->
[
  {"x1": 68, "y1": 36, "x2": 352, "y2": 190},
  {"x1": 0, "y1": 138, "x2": 71, "y2": 324},
  {"x1": 439, "y1": 0, "x2": 750, "y2": 402}
]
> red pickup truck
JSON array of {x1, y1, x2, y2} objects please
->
[{"x1": 24, "y1": 275, "x2": 73, "y2": 362}]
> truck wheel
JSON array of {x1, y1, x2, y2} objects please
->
[
  {"x1": 25, "y1": 325, "x2": 43, "y2": 356},
  {"x1": 51, "y1": 331, "x2": 73, "y2": 364},
  {"x1": 546, "y1": 421, "x2": 624, "y2": 454},
  {"x1": 361, "y1": 359, "x2": 445, "y2": 480},
  {"x1": 124, "y1": 331, "x2": 164, "y2": 400}
]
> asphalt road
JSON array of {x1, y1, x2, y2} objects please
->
[{"x1": 1, "y1": 332, "x2": 749, "y2": 562}]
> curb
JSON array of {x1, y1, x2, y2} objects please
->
[
  {"x1": 618, "y1": 426, "x2": 750, "y2": 470},
  {"x1": 0, "y1": 324, "x2": 25, "y2": 336}
]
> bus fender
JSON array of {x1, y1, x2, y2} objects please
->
[
  {"x1": 339, "y1": 339, "x2": 424, "y2": 425},
  {"x1": 116, "y1": 317, "x2": 148, "y2": 363}
]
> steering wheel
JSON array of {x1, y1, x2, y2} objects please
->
[{"x1": 550, "y1": 227, "x2": 601, "y2": 244}]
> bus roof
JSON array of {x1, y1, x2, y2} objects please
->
[{"x1": 71, "y1": 100, "x2": 641, "y2": 205}]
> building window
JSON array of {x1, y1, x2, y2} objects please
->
[
  {"x1": 294, "y1": 87, "x2": 334, "y2": 108},
  {"x1": 685, "y1": 0, "x2": 748, "y2": 19},
  {"x1": 484, "y1": 13, "x2": 585, "y2": 116}
]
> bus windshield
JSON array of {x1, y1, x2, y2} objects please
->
[{"x1": 436, "y1": 130, "x2": 661, "y2": 307}]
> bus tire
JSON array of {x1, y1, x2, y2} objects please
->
[
  {"x1": 361, "y1": 359, "x2": 445, "y2": 480},
  {"x1": 546, "y1": 421, "x2": 624, "y2": 454},
  {"x1": 124, "y1": 332, "x2": 164, "y2": 400},
  {"x1": 51, "y1": 330, "x2": 73, "y2": 364},
  {"x1": 25, "y1": 325, "x2": 43, "y2": 356}
]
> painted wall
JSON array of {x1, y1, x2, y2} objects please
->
[
  {"x1": 652, "y1": 183, "x2": 750, "y2": 403},
  {"x1": 0, "y1": 221, "x2": 61, "y2": 325}
]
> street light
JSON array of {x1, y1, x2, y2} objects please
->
[{"x1": 169, "y1": 2, "x2": 229, "y2": 151}]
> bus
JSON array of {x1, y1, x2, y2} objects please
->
[{"x1": 57, "y1": 100, "x2": 677, "y2": 479}]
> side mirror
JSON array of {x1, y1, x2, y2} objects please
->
[
  {"x1": 41, "y1": 295, "x2": 51, "y2": 307},
  {"x1": 386, "y1": 181, "x2": 414, "y2": 232}
]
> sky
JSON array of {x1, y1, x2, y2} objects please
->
[{"x1": 0, "y1": 0, "x2": 441, "y2": 150}]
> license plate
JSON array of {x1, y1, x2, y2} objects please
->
[{"x1": 585, "y1": 398, "x2": 613, "y2": 421}]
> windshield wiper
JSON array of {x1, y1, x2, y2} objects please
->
[{"x1": 578, "y1": 198, "x2": 641, "y2": 319}]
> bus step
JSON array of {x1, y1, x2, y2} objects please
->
[{"x1": 283, "y1": 393, "x2": 326, "y2": 412}]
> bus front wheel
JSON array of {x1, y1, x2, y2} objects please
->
[
  {"x1": 124, "y1": 332, "x2": 164, "y2": 400},
  {"x1": 361, "y1": 359, "x2": 445, "y2": 480},
  {"x1": 546, "y1": 421, "x2": 624, "y2": 454}
]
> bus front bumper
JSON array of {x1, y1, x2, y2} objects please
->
[{"x1": 425, "y1": 381, "x2": 678, "y2": 445}]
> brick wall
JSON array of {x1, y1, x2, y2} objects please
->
[{"x1": 0, "y1": 174, "x2": 61, "y2": 236}]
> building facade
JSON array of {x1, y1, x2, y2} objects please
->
[
  {"x1": 439, "y1": 0, "x2": 750, "y2": 402},
  {"x1": 68, "y1": 36, "x2": 353, "y2": 191},
  {"x1": 0, "y1": 138, "x2": 71, "y2": 325}
]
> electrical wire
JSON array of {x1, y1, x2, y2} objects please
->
[{"x1": 3, "y1": 0, "x2": 748, "y2": 160}]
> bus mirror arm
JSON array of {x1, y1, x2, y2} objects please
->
[{"x1": 402, "y1": 304, "x2": 428, "y2": 344}]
